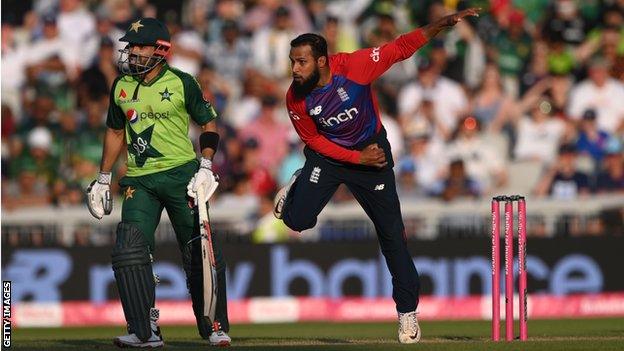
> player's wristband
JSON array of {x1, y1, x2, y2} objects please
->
[
  {"x1": 97, "y1": 172, "x2": 112, "y2": 185},
  {"x1": 199, "y1": 131, "x2": 220, "y2": 153},
  {"x1": 199, "y1": 157, "x2": 212, "y2": 170}
]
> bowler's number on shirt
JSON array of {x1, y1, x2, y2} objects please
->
[{"x1": 132, "y1": 137, "x2": 148, "y2": 155}]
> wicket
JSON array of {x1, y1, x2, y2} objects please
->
[{"x1": 491, "y1": 195, "x2": 527, "y2": 341}]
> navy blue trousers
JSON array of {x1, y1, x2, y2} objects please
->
[{"x1": 282, "y1": 132, "x2": 420, "y2": 313}]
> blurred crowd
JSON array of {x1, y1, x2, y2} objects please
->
[{"x1": 2, "y1": 0, "x2": 624, "y2": 218}]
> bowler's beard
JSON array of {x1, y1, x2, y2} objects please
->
[{"x1": 292, "y1": 68, "x2": 320, "y2": 98}]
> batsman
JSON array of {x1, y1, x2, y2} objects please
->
[{"x1": 86, "y1": 18, "x2": 231, "y2": 348}]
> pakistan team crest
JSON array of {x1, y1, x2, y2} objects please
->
[
  {"x1": 128, "y1": 124, "x2": 164, "y2": 167},
  {"x1": 159, "y1": 87, "x2": 173, "y2": 102}
]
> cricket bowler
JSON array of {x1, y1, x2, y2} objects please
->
[{"x1": 274, "y1": 8, "x2": 480, "y2": 344}]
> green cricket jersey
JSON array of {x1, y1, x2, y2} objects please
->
[{"x1": 106, "y1": 63, "x2": 217, "y2": 177}]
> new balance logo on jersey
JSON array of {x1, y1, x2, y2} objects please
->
[
  {"x1": 318, "y1": 108, "x2": 358, "y2": 127},
  {"x1": 370, "y1": 47, "x2": 380, "y2": 62},
  {"x1": 309, "y1": 105, "x2": 322, "y2": 116},
  {"x1": 374, "y1": 184, "x2": 385, "y2": 191},
  {"x1": 310, "y1": 167, "x2": 321, "y2": 183},
  {"x1": 337, "y1": 87, "x2": 349, "y2": 102}
]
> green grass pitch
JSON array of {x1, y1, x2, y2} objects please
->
[{"x1": 11, "y1": 318, "x2": 624, "y2": 350}]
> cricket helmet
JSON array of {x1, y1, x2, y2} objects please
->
[{"x1": 117, "y1": 18, "x2": 171, "y2": 76}]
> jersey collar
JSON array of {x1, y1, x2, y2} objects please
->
[{"x1": 133, "y1": 62, "x2": 169, "y2": 86}]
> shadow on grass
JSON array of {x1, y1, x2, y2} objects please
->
[
  {"x1": 167, "y1": 337, "x2": 353, "y2": 347},
  {"x1": 55, "y1": 339, "x2": 117, "y2": 349},
  {"x1": 437, "y1": 335, "x2": 481, "y2": 342}
]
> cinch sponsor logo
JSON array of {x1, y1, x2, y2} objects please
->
[
  {"x1": 126, "y1": 109, "x2": 170, "y2": 123},
  {"x1": 318, "y1": 108, "x2": 358, "y2": 127},
  {"x1": 370, "y1": 47, "x2": 380, "y2": 62},
  {"x1": 288, "y1": 110, "x2": 300, "y2": 120}
]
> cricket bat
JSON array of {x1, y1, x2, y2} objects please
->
[{"x1": 197, "y1": 186, "x2": 217, "y2": 323}]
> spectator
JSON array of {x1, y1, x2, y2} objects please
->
[
  {"x1": 226, "y1": 68, "x2": 265, "y2": 129},
  {"x1": 206, "y1": 0, "x2": 244, "y2": 44},
  {"x1": 398, "y1": 59, "x2": 468, "y2": 135},
  {"x1": 439, "y1": 159, "x2": 481, "y2": 202},
  {"x1": 57, "y1": 0, "x2": 97, "y2": 75},
  {"x1": 78, "y1": 37, "x2": 119, "y2": 103},
  {"x1": 76, "y1": 100, "x2": 106, "y2": 166},
  {"x1": 168, "y1": 15, "x2": 205, "y2": 76},
  {"x1": 277, "y1": 136, "x2": 305, "y2": 186},
  {"x1": 489, "y1": 8, "x2": 532, "y2": 97},
  {"x1": 446, "y1": 116, "x2": 507, "y2": 193},
  {"x1": 252, "y1": 194, "x2": 291, "y2": 243},
  {"x1": 398, "y1": 132, "x2": 447, "y2": 196},
  {"x1": 241, "y1": 138, "x2": 277, "y2": 197},
  {"x1": 2, "y1": 160, "x2": 50, "y2": 210},
  {"x1": 442, "y1": 14, "x2": 486, "y2": 88},
  {"x1": 239, "y1": 95, "x2": 290, "y2": 171},
  {"x1": 568, "y1": 57, "x2": 624, "y2": 133},
  {"x1": 575, "y1": 109, "x2": 611, "y2": 166},
  {"x1": 54, "y1": 110, "x2": 81, "y2": 178},
  {"x1": 519, "y1": 73, "x2": 574, "y2": 119},
  {"x1": 595, "y1": 141, "x2": 624, "y2": 193},
  {"x1": 205, "y1": 20, "x2": 251, "y2": 82},
  {"x1": 395, "y1": 159, "x2": 422, "y2": 199},
  {"x1": 251, "y1": 6, "x2": 298, "y2": 81},
  {"x1": 535, "y1": 144, "x2": 591, "y2": 199},
  {"x1": 400, "y1": 93, "x2": 450, "y2": 145},
  {"x1": 211, "y1": 124, "x2": 244, "y2": 193},
  {"x1": 520, "y1": 40, "x2": 550, "y2": 94},
  {"x1": 216, "y1": 172, "x2": 259, "y2": 214},
  {"x1": 1, "y1": 105, "x2": 16, "y2": 177},
  {"x1": 321, "y1": 16, "x2": 358, "y2": 55},
  {"x1": 243, "y1": 0, "x2": 311, "y2": 34},
  {"x1": 368, "y1": 13, "x2": 417, "y2": 114},
  {"x1": 512, "y1": 97, "x2": 566, "y2": 164},
  {"x1": 24, "y1": 126, "x2": 58, "y2": 185},
  {"x1": 196, "y1": 64, "x2": 231, "y2": 116},
  {"x1": 472, "y1": 63, "x2": 514, "y2": 130},
  {"x1": 542, "y1": 0, "x2": 589, "y2": 46}
]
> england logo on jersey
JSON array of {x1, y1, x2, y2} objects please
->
[
  {"x1": 337, "y1": 87, "x2": 349, "y2": 102},
  {"x1": 126, "y1": 109, "x2": 139, "y2": 124}
]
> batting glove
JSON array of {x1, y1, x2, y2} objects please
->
[
  {"x1": 187, "y1": 158, "x2": 219, "y2": 205},
  {"x1": 87, "y1": 172, "x2": 113, "y2": 219}
]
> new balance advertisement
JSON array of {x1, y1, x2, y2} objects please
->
[{"x1": 3, "y1": 237, "x2": 623, "y2": 303}]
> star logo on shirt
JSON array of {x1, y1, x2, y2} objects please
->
[
  {"x1": 128, "y1": 124, "x2": 164, "y2": 167},
  {"x1": 159, "y1": 87, "x2": 173, "y2": 102},
  {"x1": 130, "y1": 20, "x2": 144, "y2": 33},
  {"x1": 124, "y1": 186, "x2": 136, "y2": 200}
]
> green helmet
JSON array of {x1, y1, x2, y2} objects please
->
[{"x1": 117, "y1": 18, "x2": 171, "y2": 76}]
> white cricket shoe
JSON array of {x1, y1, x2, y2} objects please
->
[
  {"x1": 113, "y1": 308, "x2": 164, "y2": 348},
  {"x1": 273, "y1": 169, "x2": 301, "y2": 219},
  {"x1": 209, "y1": 330, "x2": 231, "y2": 347},
  {"x1": 398, "y1": 310, "x2": 421, "y2": 344}
]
